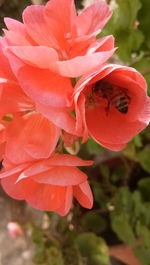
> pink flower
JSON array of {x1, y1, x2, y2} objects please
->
[
  {"x1": 2, "y1": 0, "x2": 115, "y2": 133},
  {"x1": 0, "y1": 120, "x2": 7, "y2": 160},
  {"x1": 0, "y1": 36, "x2": 76, "y2": 134},
  {"x1": 4, "y1": 0, "x2": 114, "y2": 77},
  {"x1": 4, "y1": 1, "x2": 114, "y2": 107},
  {"x1": 74, "y1": 64, "x2": 150, "y2": 150},
  {"x1": 4, "y1": 112, "x2": 60, "y2": 164},
  {"x1": 7, "y1": 222, "x2": 24, "y2": 238},
  {"x1": 0, "y1": 112, "x2": 93, "y2": 215},
  {"x1": 0, "y1": 155, "x2": 93, "y2": 215},
  {"x1": 0, "y1": 37, "x2": 33, "y2": 118}
]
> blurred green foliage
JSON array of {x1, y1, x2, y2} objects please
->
[
  {"x1": 138, "y1": 0, "x2": 150, "y2": 50},
  {"x1": 111, "y1": 188, "x2": 150, "y2": 265},
  {"x1": 102, "y1": 0, "x2": 150, "y2": 96},
  {"x1": 0, "y1": 0, "x2": 150, "y2": 264},
  {"x1": 101, "y1": 0, "x2": 144, "y2": 62},
  {"x1": 76, "y1": 233, "x2": 109, "y2": 265}
]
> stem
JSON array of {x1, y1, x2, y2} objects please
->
[{"x1": 120, "y1": 154, "x2": 135, "y2": 185}]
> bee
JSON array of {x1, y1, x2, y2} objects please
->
[{"x1": 93, "y1": 80, "x2": 130, "y2": 114}]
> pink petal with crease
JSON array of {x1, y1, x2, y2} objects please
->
[
  {"x1": 76, "y1": 1, "x2": 112, "y2": 36},
  {"x1": 74, "y1": 181, "x2": 93, "y2": 209}
]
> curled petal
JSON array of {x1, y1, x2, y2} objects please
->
[
  {"x1": 56, "y1": 46, "x2": 115, "y2": 77},
  {"x1": 4, "y1": 17, "x2": 35, "y2": 46},
  {"x1": 31, "y1": 166, "x2": 88, "y2": 186},
  {"x1": 0, "y1": 163, "x2": 31, "y2": 179},
  {"x1": 73, "y1": 181, "x2": 93, "y2": 209},
  {"x1": 47, "y1": 154, "x2": 93, "y2": 167},
  {"x1": 17, "y1": 154, "x2": 93, "y2": 184},
  {"x1": 7, "y1": 46, "x2": 59, "y2": 70},
  {"x1": 55, "y1": 186, "x2": 73, "y2": 216}
]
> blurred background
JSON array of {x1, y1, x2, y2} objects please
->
[{"x1": 0, "y1": 0, "x2": 150, "y2": 265}]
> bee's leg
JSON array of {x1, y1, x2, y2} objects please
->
[
  {"x1": 127, "y1": 94, "x2": 131, "y2": 103},
  {"x1": 105, "y1": 101, "x2": 110, "y2": 115}
]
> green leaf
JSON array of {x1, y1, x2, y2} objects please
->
[
  {"x1": 134, "y1": 246, "x2": 150, "y2": 265},
  {"x1": 131, "y1": 191, "x2": 143, "y2": 220},
  {"x1": 76, "y1": 233, "x2": 109, "y2": 265},
  {"x1": 101, "y1": 0, "x2": 144, "y2": 62},
  {"x1": 86, "y1": 137, "x2": 101, "y2": 153},
  {"x1": 132, "y1": 56, "x2": 150, "y2": 95},
  {"x1": 111, "y1": 212, "x2": 135, "y2": 245},
  {"x1": 63, "y1": 242, "x2": 83, "y2": 265},
  {"x1": 122, "y1": 141, "x2": 138, "y2": 161},
  {"x1": 100, "y1": 165, "x2": 110, "y2": 179},
  {"x1": 116, "y1": 0, "x2": 141, "y2": 29},
  {"x1": 133, "y1": 134, "x2": 143, "y2": 148},
  {"x1": 136, "y1": 222, "x2": 150, "y2": 248},
  {"x1": 115, "y1": 28, "x2": 144, "y2": 61},
  {"x1": 47, "y1": 247, "x2": 65, "y2": 265},
  {"x1": 31, "y1": 225, "x2": 45, "y2": 245},
  {"x1": 113, "y1": 187, "x2": 133, "y2": 213},
  {"x1": 81, "y1": 214, "x2": 107, "y2": 234},
  {"x1": 32, "y1": 246, "x2": 46, "y2": 265},
  {"x1": 92, "y1": 181, "x2": 109, "y2": 208},
  {"x1": 137, "y1": 147, "x2": 150, "y2": 173},
  {"x1": 111, "y1": 165, "x2": 126, "y2": 183},
  {"x1": 138, "y1": 178, "x2": 150, "y2": 201},
  {"x1": 138, "y1": 0, "x2": 150, "y2": 49},
  {"x1": 110, "y1": 188, "x2": 140, "y2": 245}
]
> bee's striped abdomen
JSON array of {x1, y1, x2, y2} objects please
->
[
  {"x1": 109, "y1": 90, "x2": 130, "y2": 114},
  {"x1": 93, "y1": 81, "x2": 131, "y2": 114}
]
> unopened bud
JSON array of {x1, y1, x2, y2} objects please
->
[{"x1": 7, "y1": 222, "x2": 24, "y2": 238}]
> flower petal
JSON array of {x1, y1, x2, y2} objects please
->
[
  {"x1": 27, "y1": 184, "x2": 66, "y2": 211},
  {"x1": 37, "y1": 103, "x2": 77, "y2": 135},
  {"x1": 44, "y1": 0, "x2": 76, "y2": 49},
  {"x1": 0, "y1": 82, "x2": 33, "y2": 118},
  {"x1": 0, "y1": 162, "x2": 31, "y2": 179},
  {"x1": 47, "y1": 154, "x2": 93, "y2": 167},
  {"x1": 1, "y1": 174, "x2": 36, "y2": 200},
  {"x1": 86, "y1": 105, "x2": 147, "y2": 145},
  {"x1": 0, "y1": 37, "x2": 15, "y2": 80},
  {"x1": 25, "y1": 166, "x2": 88, "y2": 186},
  {"x1": 55, "y1": 186, "x2": 73, "y2": 216},
  {"x1": 5, "y1": 113, "x2": 59, "y2": 164},
  {"x1": 17, "y1": 154, "x2": 93, "y2": 182},
  {"x1": 56, "y1": 46, "x2": 115, "y2": 77},
  {"x1": 76, "y1": 0, "x2": 112, "y2": 36},
  {"x1": 23, "y1": 5, "x2": 59, "y2": 49},
  {"x1": 75, "y1": 93, "x2": 88, "y2": 142},
  {"x1": 7, "y1": 46, "x2": 58, "y2": 70},
  {"x1": 24, "y1": 114, "x2": 60, "y2": 159},
  {"x1": 4, "y1": 17, "x2": 35, "y2": 46},
  {"x1": 96, "y1": 140, "x2": 127, "y2": 151},
  {"x1": 73, "y1": 181, "x2": 93, "y2": 209},
  {"x1": 6, "y1": 56, "x2": 73, "y2": 107}
]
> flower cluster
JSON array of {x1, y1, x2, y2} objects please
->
[{"x1": 0, "y1": 0, "x2": 149, "y2": 215}]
